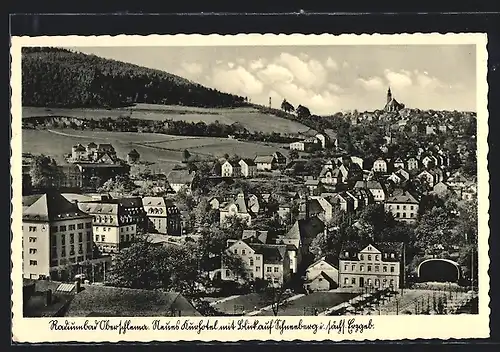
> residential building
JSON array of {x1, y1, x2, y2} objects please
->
[
  {"x1": 433, "y1": 182, "x2": 451, "y2": 197},
  {"x1": 142, "y1": 197, "x2": 181, "y2": 235},
  {"x1": 304, "y1": 179, "x2": 321, "y2": 194},
  {"x1": 315, "y1": 133, "x2": 327, "y2": 149},
  {"x1": 407, "y1": 157, "x2": 419, "y2": 171},
  {"x1": 57, "y1": 164, "x2": 83, "y2": 189},
  {"x1": 219, "y1": 193, "x2": 258, "y2": 226},
  {"x1": 77, "y1": 202, "x2": 136, "y2": 254},
  {"x1": 221, "y1": 239, "x2": 291, "y2": 286},
  {"x1": 22, "y1": 192, "x2": 94, "y2": 280},
  {"x1": 254, "y1": 155, "x2": 275, "y2": 171},
  {"x1": 221, "y1": 160, "x2": 241, "y2": 177},
  {"x1": 384, "y1": 192, "x2": 419, "y2": 223},
  {"x1": 393, "y1": 157, "x2": 405, "y2": 170},
  {"x1": 354, "y1": 180, "x2": 386, "y2": 202},
  {"x1": 418, "y1": 170, "x2": 437, "y2": 188},
  {"x1": 166, "y1": 169, "x2": 196, "y2": 194},
  {"x1": 239, "y1": 158, "x2": 257, "y2": 177},
  {"x1": 372, "y1": 158, "x2": 388, "y2": 173},
  {"x1": 303, "y1": 257, "x2": 339, "y2": 292},
  {"x1": 422, "y1": 155, "x2": 439, "y2": 169},
  {"x1": 338, "y1": 242, "x2": 403, "y2": 291},
  {"x1": 319, "y1": 167, "x2": 342, "y2": 185}
]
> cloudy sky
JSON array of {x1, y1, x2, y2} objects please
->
[{"x1": 72, "y1": 45, "x2": 477, "y2": 114}]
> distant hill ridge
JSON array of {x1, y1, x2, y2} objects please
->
[{"x1": 22, "y1": 47, "x2": 248, "y2": 109}]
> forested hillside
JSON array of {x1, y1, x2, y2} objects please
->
[{"x1": 22, "y1": 47, "x2": 248, "y2": 108}]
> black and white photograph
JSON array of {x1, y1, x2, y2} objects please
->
[{"x1": 11, "y1": 33, "x2": 489, "y2": 342}]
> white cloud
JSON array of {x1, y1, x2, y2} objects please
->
[
  {"x1": 249, "y1": 59, "x2": 266, "y2": 71},
  {"x1": 181, "y1": 62, "x2": 203, "y2": 76},
  {"x1": 384, "y1": 69, "x2": 413, "y2": 88},
  {"x1": 327, "y1": 83, "x2": 343, "y2": 93},
  {"x1": 276, "y1": 53, "x2": 327, "y2": 88},
  {"x1": 211, "y1": 66, "x2": 264, "y2": 96},
  {"x1": 227, "y1": 62, "x2": 235, "y2": 69},
  {"x1": 236, "y1": 58, "x2": 246, "y2": 65},
  {"x1": 357, "y1": 76, "x2": 385, "y2": 91},
  {"x1": 342, "y1": 61, "x2": 350, "y2": 69},
  {"x1": 273, "y1": 82, "x2": 341, "y2": 115},
  {"x1": 325, "y1": 57, "x2": 339, "y2": 70},
  {"x1": 257, "y1": 64, "x2": 294, "y2": 85}
]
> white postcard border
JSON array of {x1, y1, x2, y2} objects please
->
[{"x1": 11, "y1": 33, "x2": 490, "y2": 343}]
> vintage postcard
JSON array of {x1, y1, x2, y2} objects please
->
[{"x1": 11, "y1": 33, "x2": 489, "y2": 343}]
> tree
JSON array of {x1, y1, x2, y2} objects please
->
[
  {"x1": 183, "y1": 149, "x2": 191, "y2": 163},
  {"x1": 414, "y1": 207, "x2": 458, "y2": 253},
  {"x1": 289, "y1": 149, "x2": 299, "y2": 160},
  {"x1": 29, "y1": 155, "x2": 63, "y2": 189},
  {"x1": 192, "y1": 198, "x2": 218, "y2": 228},
  {"x1": 296, "y1": 105, "x2": 311, "y2": 119},
  {"x1": 281, "y1": 99, "x2": 295, "y2": 113},
  {"x1": 260, "y1": 282, "x2": 294, "y2": 316},
  {"x1": 98, "y1": 174, "x2": 137, "y2": 196}
]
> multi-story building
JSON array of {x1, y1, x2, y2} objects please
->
[
  {"x1": 372, "y1": 158, "x2": 388, "y2": 173},
  {"x1": 384, "y1": 191, "x2": 419, "y2": 223},
  {"x1": 219, "y1": 193, "x2": 259, "y2": 226},
  {"x1": 338, "y1": 242, "x2": 403, "y2": 292},
  {"x1": 22, "y1": 192, "x2": 94, "y2": 280},
  {"x1": 142, "y1": 196, "x2": 181, "y2": 235},
  {"x1": 166, "y1": 169, "x2": 196, "y2": 194},
  {"x1": 77, "y1": 201, "x2": 137, "y2": 254},
  {"x1": 221, "y1": 160, "x2": 241, "y2": 177},
  {"x1": 221, "y1": 238, "x2": 291, "y2": 286},
  {"x1": 239, "y1": 158, "x2": 257, "y2": 178}
]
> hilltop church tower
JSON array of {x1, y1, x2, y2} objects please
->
[
  {"x1": 384, "y1": 86, "x2": 404, "y2": 113},
  {"x1": 387, "y1": 87, "x2": 392, "y2": 104}
]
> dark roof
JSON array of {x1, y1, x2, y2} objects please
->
[
  {"x1": 167, "y1": 170, "x2": 195, "y2": 184},
  {"x1": 87, "y1": 142, "x2": 97, "y2": 148},
  {"x1": 73, "y1": 144, "x2": 86, "y2": 152},
  {"x1": 251, "y1": 244, "x2": 285, "y2": 264},
  {"x1": 23, "y1": 279, "x2": 76, "y2": 318},
  {"x1": 240, "y1": 158, "x2": 256, "y2": 166},
  {"x1": 284, "y1": 216, "x2": 325, "y2": 247},
  {"x1": 339, "y1": 241, "x2": 404, "y2": 261},
  {"x1": 128, "y1": 149, "x2": 140, "y2": 156},
  {"x1": 254, "y1": 155, "x2": 275, "y2": 164},
  {"x1": 65, "y1": 285, "x2": 201, "y2": 317},
  {"x1": 23, "y1": 192, "x2": 91, "y2": 222},
  {"x1": 386, "y1": 191, "x2": 419, "y2": 204}
]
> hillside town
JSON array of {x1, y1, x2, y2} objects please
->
[{"x1": 21, "y1": 87, "x2": 479, "y2": 318}]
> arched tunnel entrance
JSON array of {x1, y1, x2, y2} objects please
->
[{"x1": 417, "y1": 258, "x2": 461, "y2": 283}]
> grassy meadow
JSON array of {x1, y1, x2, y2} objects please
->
[{"x1": 23, "y1": 103, "x2": 311, "y2": 135}]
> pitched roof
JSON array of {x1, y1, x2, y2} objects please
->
[
  {"x1": 128, "y1": 149, "x2": 140, "y2": 156},
  {"x1": 73, "y1": 144, "x2": 86, "y2": 152},
  {"x1": 23, "y1": 192, "x2": 90, "y2": 222},
  {"x1": 284, "y1": 216, "x2": 325, "y2": 245},
  {"x1": 87, "y1": 142, "x2": 98, "y2": 148},
  {"x1": 254, "y1": 155, "x2": 275, "y2": 164},
  {"x1": 65, "y1": 285, "x2": 201, "y2": 317},
  {"x1": 250, "y1": 244, "x2": 286, "y2": 264},
  {"x1": 386, "y1": 191, "x2": 419, "y2": 204},
  {"x1": 240, "y1": 158, "x2": 256, "y2": 166},
  {"x1": 242, "y1": 230, "x2": 268, "y2": 244},
  {"x1": 142, "y1": 197, "x2": 176, "y2": 207}
]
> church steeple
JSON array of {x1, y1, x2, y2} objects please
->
[{"x1": 387, "y1": 87, "x2": 392, "y2": 103}]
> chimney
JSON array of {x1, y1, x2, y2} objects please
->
[
  {"x1": 45, "y1": 289, "x2": 52, "y2": 306},
  {"x1": 74, "y1": 280, "x2": 81, "y2": 293}
]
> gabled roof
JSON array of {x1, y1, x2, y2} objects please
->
[
  {"x1": 65, "y1": 285, "x2": 201, "y2": 317},
  {"x1": 142, "y1": 196, "x2": 176, "y2": 208},
  {"x1": 386, "y1": 191, "x2": 419, "y2": 204},
  {"x1": 254, "y1": 155, "x2": 275, "y2": 164},
  {"x1": 23, "y1": 192, "x2": 90, "y2": 222},
  {"x1": 223, "y1": 160, "x2": 241, "y2": 168},
  {"x1": 304, "y1": 271, "x2": 337, "y2": 285},
  {"x1": 240, "y1": 158, "x2": 256, "y2": 166},
  {"x1": 242, "y1": 230, "x2": 268, "y2": 244},
  {"x1": 128, "y1": 149, "x2": 140, "y2": 156},
  {"x1": 87, "y1": 142, "x2": 98, "y2": 148},
  {"x1": 73, "y1": 144, "x2": 86, "y2": 152}
]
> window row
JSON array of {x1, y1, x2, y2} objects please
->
[
  {"x1": 343, "y1": 277, "x2": 395, "y2": 287},
  {"x1": 395, "y1": 212, "x2": 415, "y2": 218},
  {"x1": 343, "y1": 264, "x2": 396, "y2": 273},
  {"x1": 389, "y1": 205, "x2": 415, "y2": 211},
  {"x1": 49, "y1": 222, "x2": 92, "y2": 233}
]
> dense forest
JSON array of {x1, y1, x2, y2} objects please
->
[{"x1": 22, "y1": 47, "x2": 248, "y2": 108}]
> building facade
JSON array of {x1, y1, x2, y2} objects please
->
[
  {"x1": 22, "y1": 193, "x2": 94, "y2": 280},
  {"x1": 142, "y1": 197, "x2": 182, "y2": 235},
  {"x1": 384, "y1": 192, "x2": 419, "y2": 223},
  {"x1": 338, "y1": 243, "x2": 402, "y2": 292}
]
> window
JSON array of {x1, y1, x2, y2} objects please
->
[
  {"x1": 360, "y1": 254, "x2": 364, "y2": 260},
  {"x1": 396, "y1": 205, "x2": 400, "y2": 210},
  {"x1": 368, "y1": 265, "x2": 372, "y2": 272},
  {"x1": 403, "y1": 205, "x2": 406, "y2": 210},
  {"x1": 344, "y1": 251, "x2": 349, "y2": 257},
  {"x1": 103, "y1": 227, "x2": 107, "y2": 232},
  {"x1": 61, "y1": 247, "x2": 66, "y2": 257},
  {"x1": 78, "y1": 233, "x2": 83, "y2": 242},
  {"x1": 70, "y1": 234, "x2": 74, "y2": 244},
  {"x1": 29, "y1": 248, "x2": 37, "y2": 254},
  {"x1": 403, "y1": 213, "x2": 407, "y2": 218},
  {"x1": 267, "y1": 267, "x2": 272, "y2": 273},
  {"x1": 375, "y1": 279, "x2": 380, "y2": 287},
  {"x1": 226, "y1": 270, "x2": 231, "y2": 276},
  {"x1": 120, "y1": 235, "x2": 125, "y2": 242},
  {"x1": 108, "y1": 227, "x2": 111, "y2": 232},
  {"x1": 29, "y1": 260, "x2": 37, "y2": 266},
  {"x1": 351, "y1": 278, "x2": 356, "y2": 284},
  {"x1": 126, "y1": 234, "x2": 130, "y2": 242},
  {"x1": 410, "y1": 213, "x2": 414, "y2": 218},
  {"x1": 60, "y1": 225, "x2": 66, "y2": 232},
  {"x1": 344, "y1": 265, "x2": 348, "y2": 271},
  {"x1": 410, "y1": 206, "x2": 414, "y2": 210},
  {"x1": 344, "y1": 278, "x2": 349, "y2": 284},
  {"x1": 250, "y1": 258, "x2": 254, "y2": 266},
  {"x1": 375, "y1": 255, "x2": 379, "y2": 261},
  {"x1": 87, "y1": 232, "x2": 91, "y2": 241},
  {"x1": 396, "y1": 212, "x2": 400, "y2": 218},
  {"x1": 256, "y1": 266, "x2": 260, "y2": 272},
  {"x1": 85, "y1": 222, "x2": 92, "y2": 229},
  {"x1": 360, "y1": 265, "x2": 364, "y2": 272},
  {"x1": 29, "y1": 226, "x2": 37, "y2": 232},
  {"x1": 51, "y1": 247, "x2": 57, "y2": 258},
  {"x1": 86, "y1": 242, "x2": 92, "y2": 253},
  {"x1": 390, "y1": 266, "x2": 395, "y2": 273},
  {"x1": 367, "y1": 278, "x2": 372, "y2": 286},
  {"x1": 50, "y1": 226, "x2": 58, "y2": 233},
  {"x1": 390, "y1": 279, "x2": 394, "y2": 286},
  {"x1": 101, "y1": 235, "x2": 105, "y2": 242},
  {"x1": 29, "y1": 236, "x2": 37, "y2": 243},
  {"x1": 242, "y1": 249, "x2": 246, "y2": 255},
  {"x1": 77, "y1": 223, "x2": 84, "y2": 230},
  {"x1": 274, "y1": 267, "x2": 279, "y2": 273},
  {"x1": 70, "y1": 245, "x2": 75, "y2": 256},
  {"x1": 95, "y1": 235, "x2": 99, "y2": 242},
  {"x1": 69, "y1": 224, "x2": 76, "y2": 231},
  {"x1": 368, "y1": 255, "x2": 372, "y2": 261},
  {"x1": 234, "y1": 249, "x2": 238, "y2": 254},
  {"x1": 391, "y1": 253, "x2": 395, "y2": 258},
  {"x1": 351, "y1": 265, "x2": 355, "y2": 271},
  {"x1": 383, "y1": 266, "x2": 388, "y2": 272},
  {"x1": 78, "y1": 244, "x2": 83, "y2": 254}
]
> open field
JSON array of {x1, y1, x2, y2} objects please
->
[
  {"x1": 256, "y1": 292, "x2": 357, "y2": 316},
  {"x1": 22, "y1": 128, "x2": 291, "y2": 175},
  {"x1": 212, "y1": 293, "x2": 267, "y2": 314},
  {"x1": 22, "y1": 104, "x2": 312, "y2": 135}
]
